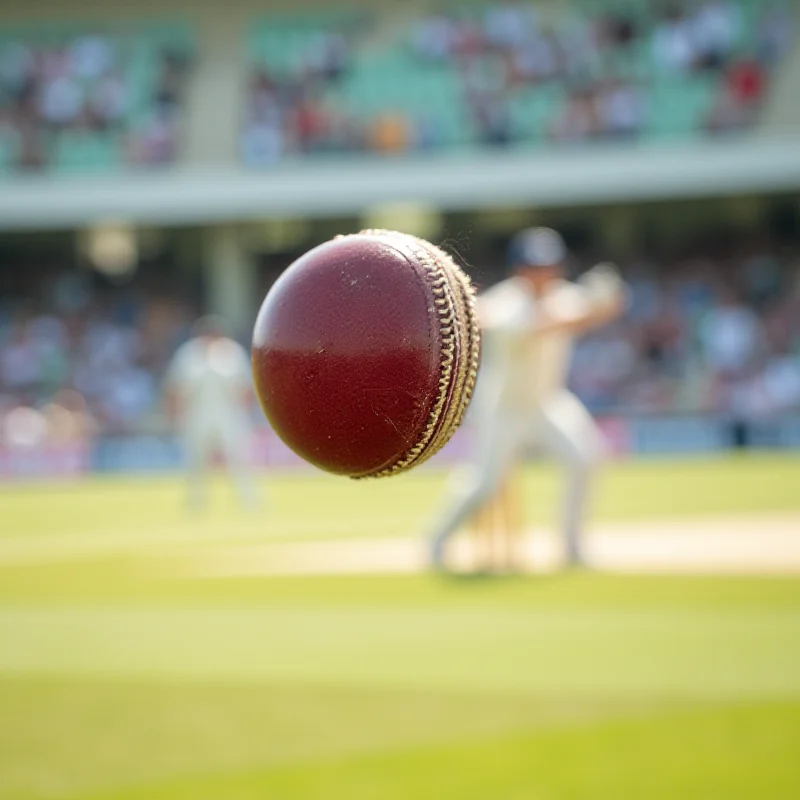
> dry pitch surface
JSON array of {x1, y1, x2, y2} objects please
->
[{"x1": 1, "y1": 453, "x2": 798, "y2": 576}]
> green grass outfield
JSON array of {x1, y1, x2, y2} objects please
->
[{"x1": 0, "y1": 454, "x2": 798, "y2": 799}]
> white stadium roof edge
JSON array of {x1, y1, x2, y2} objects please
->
[{"x1": 0, "y1": 137, "x2": 799, "y2": 231}]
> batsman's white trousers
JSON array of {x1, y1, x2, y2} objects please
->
[{"x1": 430, "y1": 391, "x2": 603, "y2": 563}]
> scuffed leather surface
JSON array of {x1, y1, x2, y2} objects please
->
[{"x1": 252, "y1": 235, "x2": 442, "y2": 477}]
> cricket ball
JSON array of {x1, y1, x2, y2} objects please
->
[{"x1": 251, "y1": 229, "x2": 480, "y2": 478}]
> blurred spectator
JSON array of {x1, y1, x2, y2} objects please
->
[
  {"x1": 89, "y1": 71, "x2": 129, "y2": 129},
  {"x1": 43, "y1": 389, "x2": 96, "y2": 445},
  {"x1": 127, "y1": 108, "x2": 179, "y2": 165},
  {"x1": 571, "y1": 325, "x2": 638, "y2": 411},
  {"x1": 484, "y1": 1, "x2": 537, "y2": 51},
  {"x1": 413, "y1": 14, "x2": 459, "y2": 62},
  {"x1": 37, "y1": 73, "x2": 83, "y2": 128},
  {"x1": 758, "y1": 1, "x2": 794, "y2": 65},
  {"x1": 763, "y1": 352, "x2": 800, "y2": 410},
  {"x1": 704, "y1": 87, "x2": 750, "y2": 132},
  {"x1": 240, "y1": 118, "x2": 285, "y2": 165},
  {"x1": 692, "y1": 0, "x2": 741, "y2": 70},
  {"x1": 368, "y1": 113, "x2": 410, "y2": 154},
  {"x1": 742, "y1": 248, "x2": 782, "y2": 308},
  {"x1": 452, "y1": 20, "x2": 485, "y2": 60},
  {"x1": 598, "y1": 12, "x2": 638, "y2": 49},
  {"x1": 0, "y1": 28, "x2": 193, "y2": 172},
  {"x1": 413, "y1": 116, "x2": 445, "y2": 151},
  {"x1": 16, "y1": 123, "x2": 47, "y2": 170},
  {"x1": 507, "y1": 29, "x2": 561, "y2": 85},
  {"x1": 596, "y1": 79, "x2": 645, "y2": 139},
  {"x1": 2, "y1": 405, "x2": 48, "y2": 450},
  {"x1": 70, "y1": 33, "x2": 114, "y2": 81},
  {"x1": 98, "y1": 362, "x2": 157, "y2": 430},
  {"x1": 307, "y1": 32, "x2": 349, "y2": 81},
  {"x1": 726, "y1": 58, "x2": 767, "y2": 106},
  {"x1": 705, "y1": 58, "x2": 766, "y2": 133},
  {"x1": 560, "y1": 15, "x2": 602, "y2": 79},
  {"x1": 290, "y1": 96, "x2": 330, "y2": 153},
  {"x1": 653, "y1": 5, "x2": 696, "y2": 73},
  {"x1": 548, "y1": 86, "x2": 600, "y2": 142},
  {"x1": 154, "y1": 60, "x2": 186, "y2": 113},
  {"x1": 626, "y1": 264, "x2": 662, "y2": 322},
  {"x1": 699, "y1": 289, "x2": 764, "y2": 376},
  {"x1": 1, "y1": 322, "x2": 39, "y2": 395},
  {"x1": 0, "y1": 42, "x2": 35, "y2": 96},
  {"x1": 468, "y1": 90, "x2": 512, "y2": 146}
]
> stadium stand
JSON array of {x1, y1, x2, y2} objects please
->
[
  {"x1": 570, "y1": 240, "x2": 800, "y2": 417},
  {"x1": 240, "y1": 0, "x2": 795, "y2": 165},
  {"x1": 0, "y1": 1, "x2": 797, "y2": 451},
  {"x1": 0, "y1": 268, "x2": 197, "y2": 436},
  {"x1": 1, "y1": 227, "x2": 798, "y2": 438},
  {"x1": 0, "y1": 20, "x2": 195, "y2": 173}
]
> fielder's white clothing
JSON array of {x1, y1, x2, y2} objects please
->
[
  {"x1": 431, "y1": 271, "x2": 623, "y2": 564},
  {"x1": 167, "y1": 336, "x2": 257, "y2": 509}
]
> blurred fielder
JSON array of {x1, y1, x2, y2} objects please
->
[
  {"x1": 430, "y1": 228, "x2": 627, "y2": 570},
  {"x1": 166, "y1": 315, "x2": 259, "y2": 510}
]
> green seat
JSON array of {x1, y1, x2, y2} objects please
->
[
  {"x1": 52, "y1": 133, "x2": 121, "y2": 173},
  {"x1": 0, "y1": 132, "x2": 17, "y2": 173}
]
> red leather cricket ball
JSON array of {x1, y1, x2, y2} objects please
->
[{"x1": 251, "y1": 229, "x2": 480, "y2": 478}]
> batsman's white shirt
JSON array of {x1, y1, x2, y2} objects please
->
[
  {"x1": 476, "y1": 276, "x2": 595, "y2": 421},
  {"x1": 167, "y1": 337, "x2": 252, "y2": 446}
]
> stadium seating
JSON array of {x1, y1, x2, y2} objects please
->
[
  {"x1": 241, "y1": 0, "x2": 791, "y2": 162},
  {"x1": 0, "y1": 21, "x2": 195, "y2": 174}
]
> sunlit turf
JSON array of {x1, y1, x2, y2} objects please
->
[
  {"x1": 1, "y1": 454, "x2": 798, "y2": 554},
  {"x1": 0, "y1": 454, "x2": 798, "y2": 799},
  {"x1": 0, "y1": 570, "x2": 798, "y2": 800},
  {"x1": 91, "y1": 701, "x2": 800, "y2": 800}
]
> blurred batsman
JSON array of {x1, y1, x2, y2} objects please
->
[
  {"x1": 165, "y1": 315, "x2": 259, "y2": 510},
  {"x1": 429, "y1": 228, "x2": 627, "y2": 569}
]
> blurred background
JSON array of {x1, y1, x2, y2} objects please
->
[{"x1": 0, "y1": 1, "x2": 799, "y2": 799}]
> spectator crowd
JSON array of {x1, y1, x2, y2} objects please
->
[
  {"x1": 0, "y1": 273, "x2": 196, "y2": 452},
  {"x1": 240, "y1": 0, "x2": 794, "y2": 164},
  {"x1": 571, "y1": 237, "x2": 800, "y2": 419},
  {"x1": 0, "y1": 28, "x2": 193, "y2": 171},
  {"x1": 0, "y1": 4, "x2": 790, "y2": 171},
  {"x1": 1, "y1": 232, "x2": 799, "y2": 456}
]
